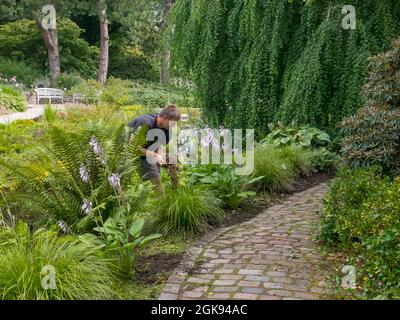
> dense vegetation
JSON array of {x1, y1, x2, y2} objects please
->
[
  {"x1": 0, "y1": 0, "x2": 399, "y2": 302},
  {"x1": 320, "y1": 38, "x2": 400, "y2": 299},
  {"x1": 170, "y1": 0, "x2": 400, "y2": 136}
]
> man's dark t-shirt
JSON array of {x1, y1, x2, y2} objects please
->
[
  {"x1": 127, "y1": 113, "x2": 169, "y2": 180},
  {"x1": 127, "y1": 113, "x2": 170, "y2": 149}
]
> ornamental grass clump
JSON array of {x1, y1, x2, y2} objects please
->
[
  {"x1": 253, "y1": 144, "x2": 295, "y2": 193},
  {"x1": 153, "y1": 186, "x2": 223, "y2": 236},
  {"x1": 0, "y1": 221, "x2": 116, "y2": 300},
  {"x1": 275, "y1": 144, "x2": 314, "y2": 177}
]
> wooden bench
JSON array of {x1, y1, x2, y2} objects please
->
[{"x1": 35, "y1": 88, "x2": 64, "y2": 104}]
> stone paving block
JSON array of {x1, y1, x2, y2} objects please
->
[
  {"x1": 213, "y1": 280, "x2": 237, "y2": 286},
  {"x1": 213, "y1": 286, "x2": 239, "y2": 293},
  {"x1": 233, "y1": 293, "x2": 260, "y2": 300}
]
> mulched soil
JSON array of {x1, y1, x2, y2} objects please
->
[
  {"x1": 135, "y1": 253, "x2": 183, "y2": 285},
  {"x1": 135, "y1": 170, "x2": 335, "y2": 285}
]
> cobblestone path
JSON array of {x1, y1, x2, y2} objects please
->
[{"x1": 159, "y1": 182, "x2": 335, "y2": 300}]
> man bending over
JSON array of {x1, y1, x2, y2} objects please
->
[{"x1": 128, "y1": 104, "x2": 181, "y2": 194}]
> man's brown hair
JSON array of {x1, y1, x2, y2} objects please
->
[{"x1": 159, "y1": 104, "x2": 181, "y2": 121}]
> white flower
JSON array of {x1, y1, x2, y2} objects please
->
[
  {"x1": 81, "y1": 199, "x2": 92, "y2": 214},
  {"x1": 89, "y1": 136, "x2": 102, "y2": 156},
  {"x1": 79, "y1": 164, "x2": 89, "y2": 183},
  {"x1": 108, "y1": 173, "x2": 121, "y2": 192},
  {"x1": 58, "y1": 220, "x2": 71, "y2": 234}
]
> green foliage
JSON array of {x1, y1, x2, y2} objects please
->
[
  {"x1": 182, "y1": 165, "x2": 263, "y2": 209},
  {"x1": 171, "y1": 0, "x2": 400, "y2": 135},
  {"x1": 43, "y1": 104, "x2": 57, "y2": 124},
  {"x1": 310, "y1": 148, "x2": 339, "y2": 171},
  {"x1": 275, "y1": 144, "x2": 314, "y2": 177},
  {"x1": 55, "y1": 72, "x2": 83, "y2": 90},
  {"x1": 79, "y1": 215, "x2": 161, "y2": 278},
  {"x1": 0, "y1": 221, "x2": 116, "y2": 300},
  {"x1": 0, "y1": 84, "x2": 27, "y2": 112},
  {"x1": 253, "y1": 144, "x2": 296, "y2": 192},
  {"x1": 109, "y1": 39, "x2": 158, "y2": 81},
  {"x1": 101, "y1": 78, "x2": 132, "y2": 107},
  {"x1": 261, "y1": 123, "x2": 331, "y2": 148},
  {"x1": 0, "y1": 120, "x2": 41, "y2": 155},
  {"x1": 320, "y1": 166, "x2": 387, "y2": 246},
  {"x1": 340, "y1": 38, "x2": 400, "y2": 177},
  {"x1": 0, "y1": 124, "x2": 148, "y2": 230},
  {"x1": 153, "y1": 186, "x2": 223, "y2": 236},
  {"x1": 130, "y1": 81, "x2": 197, "y2": 109},
  {"x1": 320, "y1": 166, "x2": 400, "y2": 298},
  {"x1": 0, "y1": 58, "x2": 43, "y2": 86},
  {"x1": 0, "y1": 18, "x2": 98, "y2": 79},
  {"x1": 69, "y1": 79, "x2": 103, "y2": 105}
]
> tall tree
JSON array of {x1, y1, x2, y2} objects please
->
[
  {"x1": 0, "y1": 0, "x2": 74, "y2": 86},
  {"x1": 160, "y1": 0, "x2": 175, "y2": 84},
  {"x1": 36, "y1": 5, "x2": 60, "y2": 86},
  {"x1": 97, "y1": 0, "x2": 109, "y2": 85}
]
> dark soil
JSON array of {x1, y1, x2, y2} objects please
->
[
  {"x1": 134, "y1": 170, "x2": 335, "y2": 285},
  {"x1": 219, "y1": 169, "x2": 335, "y2": 228},
  {"x1": 135, "y1": 253, "x2": 183, "y2": 285}
]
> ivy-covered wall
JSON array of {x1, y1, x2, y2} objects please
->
[{"x1": 170, "y1": 0, "x2": 400, "y2": 137}]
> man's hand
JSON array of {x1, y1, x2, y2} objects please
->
[{"x1": 147, "y1": 150, "x2": 166, "y2": 165}]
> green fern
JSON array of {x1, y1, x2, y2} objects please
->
[{"x1": 0, "y1": 124, "x2": 149, "y2": 231}]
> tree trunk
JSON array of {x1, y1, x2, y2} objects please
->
[
  {"x1": 36, "y1": 20, "x2": 61, "y2": 87},
  {"x1": 98, "y1": 0, "x2": 109, "y2": 86},
  {"x1": 160, "y1": 0, "x2": 174, "y2": 84}
]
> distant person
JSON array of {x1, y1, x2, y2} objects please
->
[{"x1": 128, "y1": 104, "x2": 181, "y2": 194}]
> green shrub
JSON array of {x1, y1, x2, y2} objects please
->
[
  {"x1": 320, "y1": 166, "x2": 387, "y2": 247},
  {"x1": 0, "y1": 58, "x2": 43, "y2": 86},
  {"x1": 253, "y1": 144, "x2": 296, "y2": 192},
  {"x1": 0, "y1": 120, "x2": 42, "y2": 155},
  {"x1": 79, "y1": 215, "x2": 161, "y2": 279},
  {"x1": 101, "y1": 78, "x2": 132, "y2": 107},
  {"x1": 109, "y1": 40, "x2": 158, "y2": 81},
  {"x1": 340, "y1": 105, "x2": 400, "y2": 177},
  {"x1": 0, "y1": 85, "x2": 27, "y2": 112},
  {"x1": 130, "y1": 81, "x2": 196, "y2": 109},
  {"x1": 275, "y1": 144, "x2": 314, "y2": 177},
  {"x1": 310, "y1": 148, "x2": 339, "y2": 171},
  {"x1": 340, "y1": 38, "x2": 400, "y2": 177},
  {"x1": 261, "y1": 123, "x2": 331, "y2": 148},
  {"x1": 55, "y1": 73, "x2": 83, "y2": 90},
  {"x1": 154, "y1": 186, "x2": 223, "y2": 236},
  {"x1": 69, "y1": 79, "x2": 103, "y2": 105},
  {"x1": 320, "y1": 166, "x2": 400, "y2": 298},
  {"x1": 0, "y1": 221, "x2": 116, "y2": 300}
]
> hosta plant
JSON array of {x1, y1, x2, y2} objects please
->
[
  {"x1": 260, "y1": 122, "x2": 331, "y2": 148},
  {"x1": 79, "y1": 214, "x2": 161, "y2": 279},
  {"x1": 182, "y1": 165, "x2": 263, "y2": 209}
]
